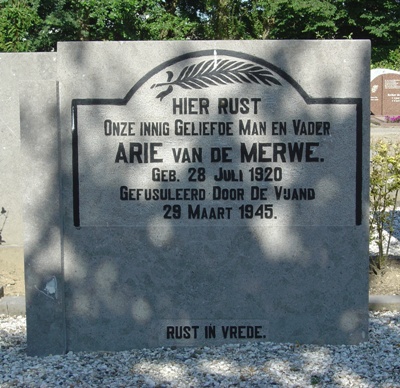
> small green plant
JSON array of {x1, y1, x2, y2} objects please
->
[
  {"x1": 369, "y1": 140, "x2": 400, "y2": 274},
  {"x1": 310, "y1": 374, "x2": 322, "y2": 385}
]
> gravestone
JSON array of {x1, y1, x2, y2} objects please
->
[
  {"x1": 0, "y1": 53, "x2": 56, "y2": 247},
  {"x1": 21, "y1": 40, "x2": 370, "y2": 356},
  {"x1": 0, "y1": 53, "x2": 56, "y2": 304},
  {"x1": 370, "y1": 70, "x2": 400, "y2": 116}
]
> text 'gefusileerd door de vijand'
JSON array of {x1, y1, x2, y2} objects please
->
[{"x1": 73, "y1": 52, "x2": 359, "y2": 228}]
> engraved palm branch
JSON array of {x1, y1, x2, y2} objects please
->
[{"x1": 151, "y1": 59, "x2": 281, "y2": 101}]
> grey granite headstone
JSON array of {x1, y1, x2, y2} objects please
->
[
  {"x1": 21, "y1": 40, "x2": 370, "y2": 355},
  {"x1": 0, "y1": 53, "x2": 56, "y2": 247},
  {"x1": 20, "y1": 79, "x2": 65, "y2": 355}
]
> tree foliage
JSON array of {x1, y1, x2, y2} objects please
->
[
  {"x1": 0, "y1": 0, "x2": 399, "y2": 68},
  {"x1": 0, "y1": 0, "x2": 40, "y2": 51}
]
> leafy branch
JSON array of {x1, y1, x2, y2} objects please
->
[
  {"x1": 151, "y1": 59, "x2": 281, "y2": 100},
  {"x1": 369, "y1": 140, "x2": 400, "y2": 274}
]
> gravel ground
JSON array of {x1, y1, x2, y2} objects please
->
[{"x1": 1, "y1": 312, "x2": 400, "y2": 387}]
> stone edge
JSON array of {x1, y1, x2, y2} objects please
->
[{"x1": 0, "y1": 296, "x2": 26, "y2": 316}]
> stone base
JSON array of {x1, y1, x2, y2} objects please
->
[{"x1": 0, "y1": 296, "x2": 26, "y2": 316}]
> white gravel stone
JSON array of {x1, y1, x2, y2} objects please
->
[{"x1": 1, "y1": 312, "x2": 400, "y2": 387}]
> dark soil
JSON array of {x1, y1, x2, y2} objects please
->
[{"x1": 369, "y1": 258, "x2": 400, "y2": 295}]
